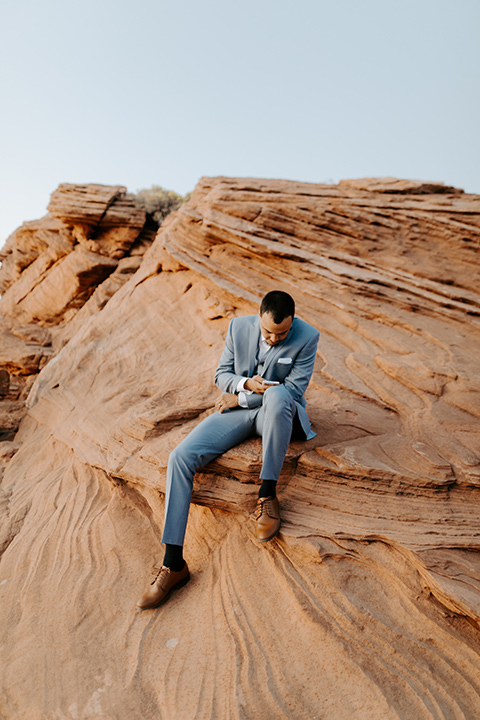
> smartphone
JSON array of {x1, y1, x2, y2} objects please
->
[{"x1": 262, "y1": 380, "x2": 279, "y2": 386}]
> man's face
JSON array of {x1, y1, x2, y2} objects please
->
[{"x1": 259, "y1": 311, "x2": 293, "y2": 346}]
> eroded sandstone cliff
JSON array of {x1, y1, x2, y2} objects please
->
[{"x1": 0, "y1": 178, "x2": 479, "y2": 719}]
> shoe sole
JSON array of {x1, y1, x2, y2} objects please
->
[{"x1": 136, "y1": 573, "x2": 191, "y2": 611}]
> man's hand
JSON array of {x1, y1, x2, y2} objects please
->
[
  {"x1": 244, "y1": 375, "x2": 268, "y2": 394},
  {"x1": 215, "y1": 392, "x2": 239, "y2": 413}
]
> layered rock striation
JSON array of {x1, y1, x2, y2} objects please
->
[
  {"x1": 1, "y1": 177, "x2": 480, "y2": 719},
  {"x1": 0, "y1": 184, "x2": 149, "y2": 328}
]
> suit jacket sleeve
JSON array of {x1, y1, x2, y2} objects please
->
[{"x1": 214, "y1": 319, "x2": 246, "y2": 394}]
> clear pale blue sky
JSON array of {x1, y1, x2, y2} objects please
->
[{"x1": 1, "y1": 0, "x2": 479, "y2": 243}]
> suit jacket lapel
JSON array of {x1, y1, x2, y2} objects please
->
[{"x1": 262, "y1": 343, "x2": 282, "y2": 377}]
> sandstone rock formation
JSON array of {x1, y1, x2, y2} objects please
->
[
  {"x1": 1, "y1": 177, "x2": 480, "y2": 719},
  {"x1": 0, "y1": 184, "x2": 148, "y2": 328}
]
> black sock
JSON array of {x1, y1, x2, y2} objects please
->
[
  {"x1": 163, "y1": 543, "x2": 185, "y2": 572},
  {"x1": 258, "y1": 479, "x2": 277, "y2": 499}
]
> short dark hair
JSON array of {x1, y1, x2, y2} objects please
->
[{"x1": 260, "y1": 291, "x2": 295, "y2": 323}]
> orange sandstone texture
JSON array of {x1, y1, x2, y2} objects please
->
[{"x1": 0, "y1": 178, "x2": 480, "y2": 719}]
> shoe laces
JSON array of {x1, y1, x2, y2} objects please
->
[
  {"x1": 151, "y1": 565, "x2": 170, "y2": 585},
  {"x1": 256, "y1": 496, "x2": 276, "y2": 519}
]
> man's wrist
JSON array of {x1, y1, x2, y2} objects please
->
[
  {"x1": 237, "y1": 376, "x2": 247, "y2": 393},
  {"x1": 238, "y1": 376, "x2": 253, "y2": 394}
]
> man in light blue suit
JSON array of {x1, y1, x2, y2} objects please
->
[{"x1": 137, "y1": 291, "x2": 319, "y2": 610}]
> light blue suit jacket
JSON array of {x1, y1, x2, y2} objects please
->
[{"x1": 215, "y1": 315, "x2": 320, "y2": 439}]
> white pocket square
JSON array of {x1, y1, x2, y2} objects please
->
[{"x1": 277, "y1": 357, "x2": 293, "y2": 364}]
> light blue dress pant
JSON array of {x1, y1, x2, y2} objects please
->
[{"x1": 162, "y1": 385, "x2": 297, "y2": 546}]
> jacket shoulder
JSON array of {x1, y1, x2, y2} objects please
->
[
  {"x1": 292, "y1": 317, "x2": 320, "y2": 341},
  {"x1": 230, "y1": 315, "x2": 258, "y2": 330}
]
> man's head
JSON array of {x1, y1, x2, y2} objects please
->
[{"x1": 259, "y1": 291, "x2": 295, "y2": 346}]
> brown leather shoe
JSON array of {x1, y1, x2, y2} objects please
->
[
  {"x1": 136, "y1": 563, "x2": 190, "y2": 610},
  {"x1": 255, "y1": 496, "x2": 281, "y2": 542}
]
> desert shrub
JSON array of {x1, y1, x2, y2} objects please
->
[{"x1": 134, "y1": 185, "x2": 189, "y2": 226}]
